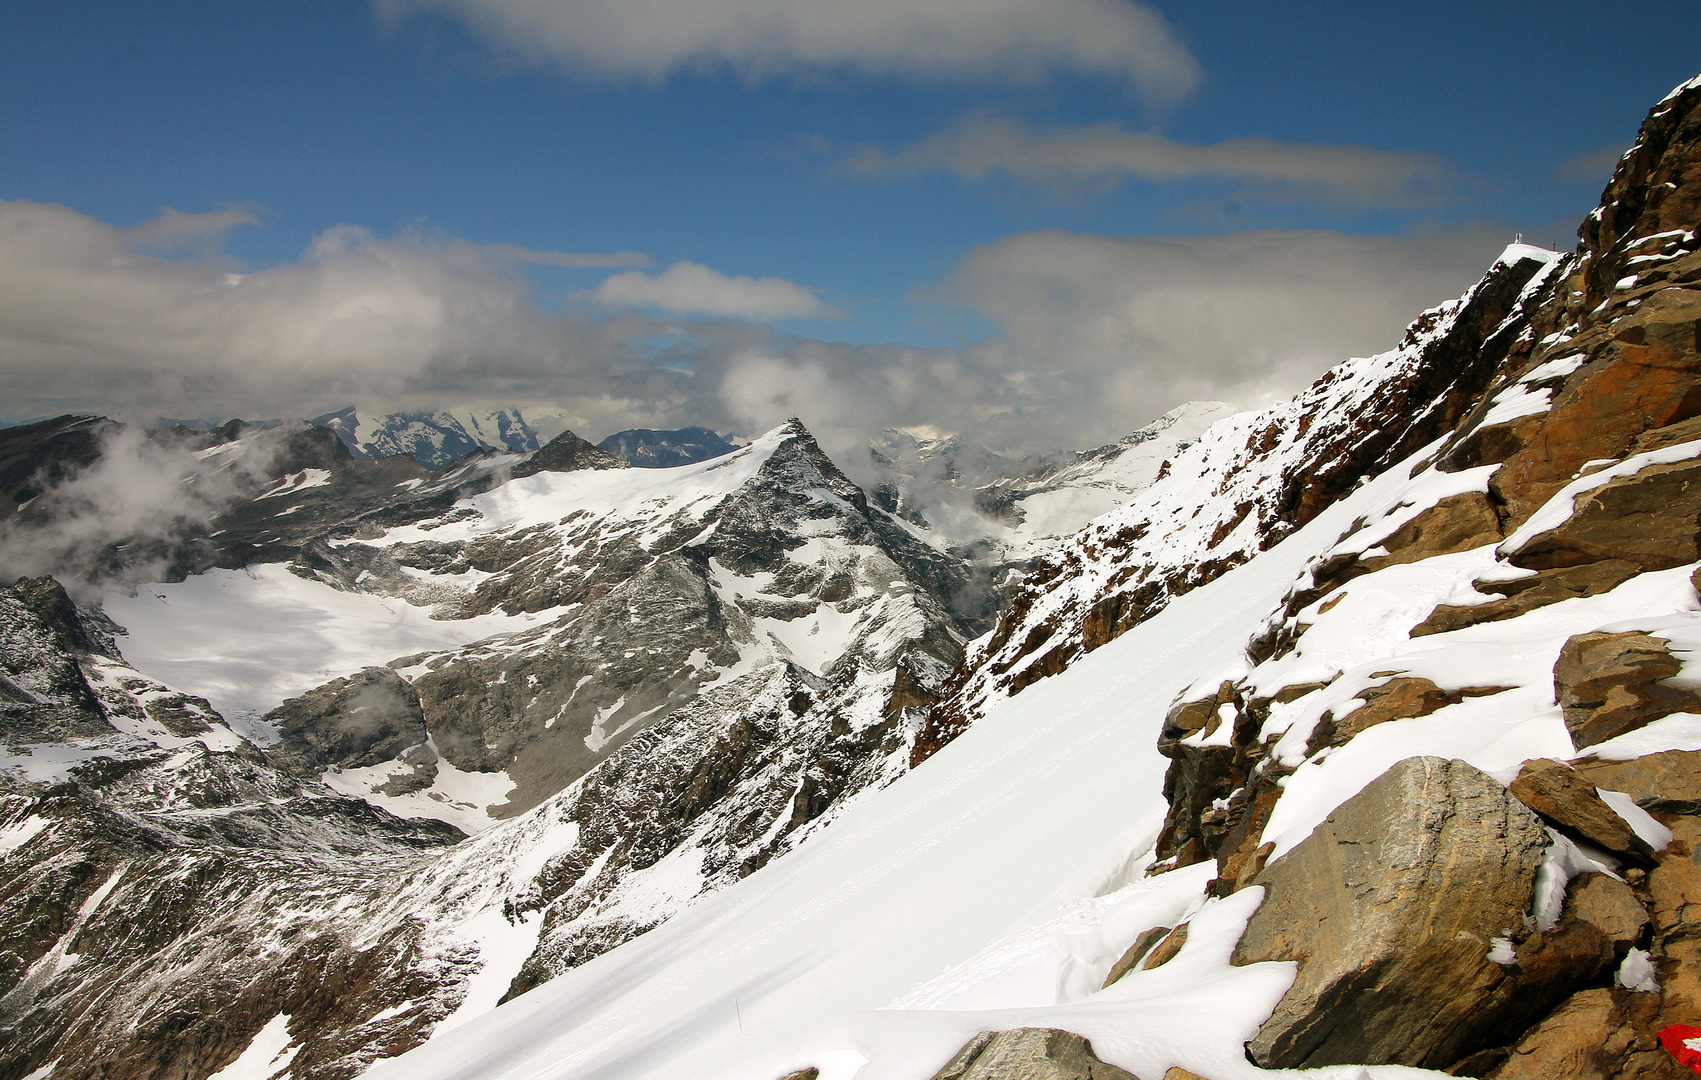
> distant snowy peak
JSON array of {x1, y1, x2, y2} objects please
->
[
  {"x1": 597, "y1": 426, "x2": 745, "y2": 468},
  {"x1": 311, "y1": 406, "x2": 541, "y2": 468},
  {"x1": 868, "y1": 400, "x2": 1240, "y2": 558}
]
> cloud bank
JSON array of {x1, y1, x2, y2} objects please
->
[
  {"x1": 0, "y1": 198, "x2": 1513, "y2": 477},
  {"x1": 590, "y1": 260, "x2": 840, "y2": 319},
  {"x1": 848, "y1": 117, "x2": 1456, "y2": 209},
  {"x1": 378, "y1": 0, "x2": 1200, "y2": 98}
]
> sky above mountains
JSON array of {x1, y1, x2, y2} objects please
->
[{"x1": 2, "y1": 0, "x2": 1698, "y2": 460}]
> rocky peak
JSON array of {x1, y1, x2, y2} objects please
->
[{"x1": 510, "y1": 427, "x2": 628, "y2": 477}]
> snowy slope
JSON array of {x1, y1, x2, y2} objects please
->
[
  {"x1": 357, "y1": 438, "x2": 1417, "y2": 1080},
  {"x1": 362, "y1": 75, "x2": 1701, "y2": 1079}
]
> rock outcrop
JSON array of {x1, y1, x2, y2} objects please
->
[{"x1": 1232, "y1": 757, "x2": 1553, "y2": 1069}]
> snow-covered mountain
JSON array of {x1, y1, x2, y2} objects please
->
[
  {"x1": 311, "y1": 406, "x2": 542, "y2": 468},
  {"x1": 869, "y1": 401, "x2": 1239, "y2": 560},
  {"x1": 1, "y1": 71, "x2": 1699, "y2": 1080},
  {"x1": 596, "y1": 426, "x2": 745, "y2": 468}
]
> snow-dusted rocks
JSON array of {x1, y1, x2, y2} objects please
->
[{"x1": 311, "y1": 406, "x2": 541, "y2": 468}]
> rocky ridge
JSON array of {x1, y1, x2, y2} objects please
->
[{"x1": 907, "y1": 72, "x2": 1701, "y2": 1079}]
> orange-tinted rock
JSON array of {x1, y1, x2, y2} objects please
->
[
  {"x1": 1102, "y1": 926, "x2": 1173, "y2": 988},
  {"x1": 1506, "y1": 457, "x2": 1701, "y2": 572},
  {"x1": 1574, "y1": 750, "x2": 1701, "y2": 815},
  {"x1": 1307, "y1": 678, "x2": 1507, "y2": 752},
  {"x1": 1484, "y1": 988, "x2": 1666, "y2": 1080},
  {"x1": 1554, "y1": 631, "x2": 1701, "y2": 749},
  {"x1": 1511, "y1": 758, "x2": 1661, "y2": 865},
  {"x1": 1142, "y1": 924, "x2": 1189, "y2": 971},
  {"x1": 1361, "y1": 492, "x2": 1504, "y2": 570},
  {"x1": 1413, "y1": 560, "x2": 1641, "y2": 636}
]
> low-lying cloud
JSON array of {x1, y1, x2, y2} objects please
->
[
  {"x1": 589, "y1": 260, "x2": 840, "y2": 320},
  {"x1": 847, "y1": 117, "x2": 1456, "y2": 209},
  {"x1": 0, "y1": 198, "x2": 1519, "y2": 481},
  {"x1": 379, "y1": 0, "x2": 1201, "y2": 99},
  {"x1": 0, "y1": 424, "x2": 290, "y2": 598}
]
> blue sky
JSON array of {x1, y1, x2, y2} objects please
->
[{"x1": 2, "y1": 1, "x2": 1697, "y2": 452}]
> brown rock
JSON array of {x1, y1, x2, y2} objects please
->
[
  {"x1": 777, "y1": 1071, "x2": 820, "y2": 1080},
  {"x1": 1360, "y1": 492, "x2": 1504, "y2": 569},
  {"x1": 1510, "y1": 758, "x2": 1661, "y2": 865},
  {"x1": 1101, "y1": 926, "x2": 1173, "y2": 988},
  {"x1": 1232, "y1": 757, "x2": 1550, "y2": 1069},
  {"x1": 1308, "y1": 678, "x2": 1509, "y2": 751},
  {"x1": 1485, "y1": 988, "x2": 1658, "y2": 1080},
  {"x1": 1554, "y1": 631, "x2": 1701, "y2": 750},
  {"x1": 1492, "y1": 281, "x2": 1701, "y2": 529},
  {"x1": 928, "y1": 1029, "x2": 1136, "y2": 1080},
  {"x1": 1574, "y1": 750, "x2": 1701, "y2": 815},
  {"x1": 1516, "y1": 872, "x2": 1650, "y2": 992},
  {"x1": 1648, "y1": 817, "x2": 1701, "y2": 1016},
  {"x1": 1141, "y1": 924, "x2": 1188, "y2": 971},
  {"x1": 1162, "y1": 1070, "x2": 1211, "y2": 1080},
  {"x1": 1506, "y1": 457, "x2": 1701, "y2": 572},
  {"x1": 1412, "y1": 560, "x2": 1641, "y2": 637}
]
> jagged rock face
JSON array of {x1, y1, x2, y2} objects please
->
[
  {"x1": 0, "y1": 415, "x2": 984, "y2": 1080},
  {"x1": 2, "y1": 553, "x2": 946, "y2": 1080},
  {"x1": 916, "y1": 244, "x2": 1553, "y2": 763},
  {"x1": 876, "y1": 75, "x2": 1701, "y2": 1080},
  {"x1": 263, "y1": 667, "x2": 430, "y2": 781},
  {"x1": 0, "y1": 415, "x2": 119, "y2": 522}
]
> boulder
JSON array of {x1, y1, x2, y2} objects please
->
[
  {"x1": 1510, "y1": 758, "x2": 1661, "y2": 865},
  {"x1": 1554, "y1": 632, "x2": 1701, "y2": 750},
  {"x1": 1574, "y1": 750, "x2": 1701, "y2": 815},
  {"x1": 928, "y1": 1029, "x2": 1135, "y2": 1080},
  {"x1": 1412, "y1": 560, "x2": 1641, "y2": 637},
  {"x1": 1360, "y1": 492, "x2": 1504, "y2": 569},
  {"x1": 1232, "y1": 757, "x2": 1550, "y2": 1069},
  {"x1": 1647, "y1": 816, "x2": 1701, "y2": 1017},
  {"x1": 1307, "y1": 677, "x2": 1507, "y2": 751},
  {"x1": 1506, "y1": 457, "x2": 1701, "y2": 572},
  {"x1": 1485, "y1": 988, "x2": 1665, "y2": 1080}
]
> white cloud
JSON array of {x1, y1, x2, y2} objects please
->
[
  {"x1": 848, "y1": 117, "x2": 1455, "y2": 208},
  {"x1": 0, "y1": 200, "x2": 659, "y2": 428},
  {"x1": 716, "y1": 225, "x2": 1511, "y2": 462},
  {"x1": 0, "y1": 199, "x2": 1515, "y2": 471},
  {"x1": 378, "y1": 0, "x2": 1200, "y2": 98},
  {"x1": 590, "y1": 260, "x2": 839, "y2": 320}
]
